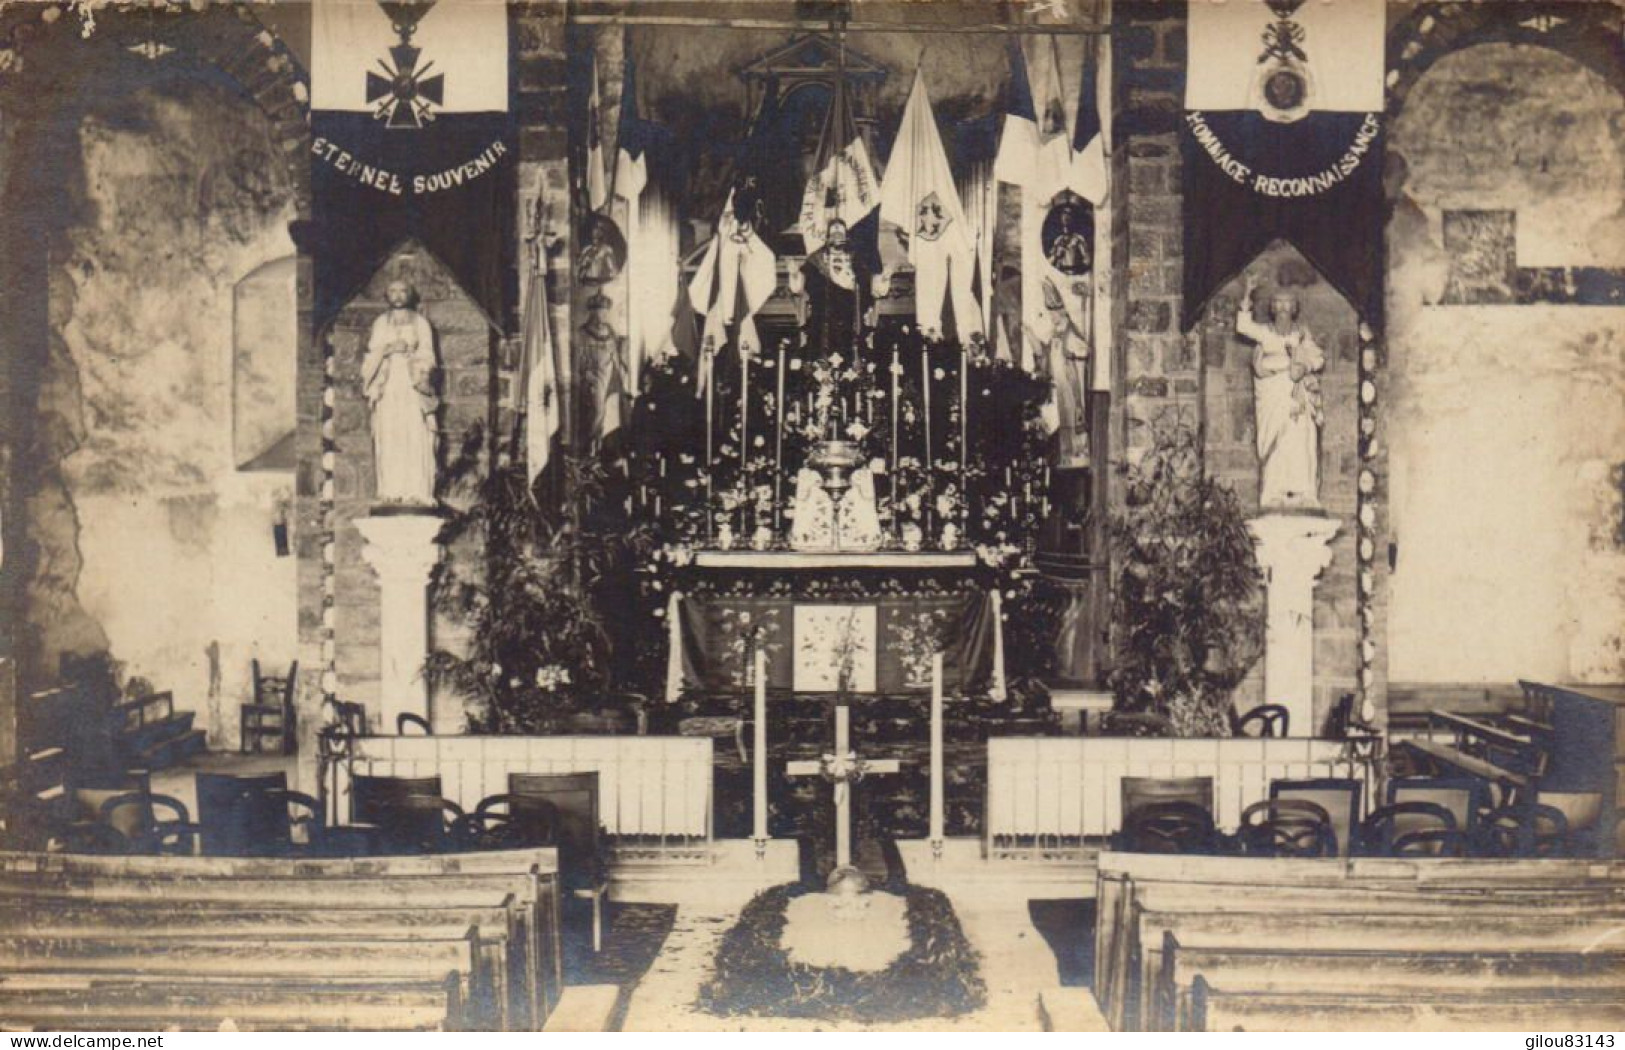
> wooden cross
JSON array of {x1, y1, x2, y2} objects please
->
[{"x1": 787, "y1": 702, "x2": 902, "y2": 871}]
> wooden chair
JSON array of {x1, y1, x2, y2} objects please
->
[
  {"x1": 67, "y1": 782, "x2": 199, "y2": 855},
  {"x1": 1236, "y1": 798, "x2": 1335, "y2": 857},
  {"x1": 1116, "y1": 801, "x2": 1218, "y2": 855},
  {"x1": 1233, "y1": 704, "x2": 1290, "y2": 738},
  {"x1": 1355, "y1": 800, "x2": 1458, "y2": 857},
  {"x1": 1480, "y1": 802, "x2": 1571, "y2": 858},
  {"x1": 1122, "y1": 776, "x2": 1215, "y2": 826},
  {"x1": 468, "y1": 773, "x2": 609, "y2": 951},
  {"x1": 1270, "y1": 778, "x2": 1363, "y2": 857},
  {"x1": 350, "y1": 773, "x2": 464, "y2": 855},
  {"x1": 398, "y1": 712, "x2": 433, "y2": 735},
  {"x1": 241, "y1": 660, "x2": 298, "y2": 756},
  {"x1": 1387, "y1": 776, "x2": 1488, "y2": 841},
  {"x1": 1536, "y1": 791, "x2": 1605, "y2": 856},
  {"x1": 195, "y1": 772, "x2": 324, "y2": 857}
]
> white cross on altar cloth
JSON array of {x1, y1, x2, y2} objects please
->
[{"x1": 786, "y1": 704, "x2": 902, "y2": 870}]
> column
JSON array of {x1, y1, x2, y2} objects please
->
[
  {"x1": 1248, "y1": 512, "x2": 1342, "y2": 737},
  {"x1": 356, "y1": 513, "x2": 443, "y2": 734}
]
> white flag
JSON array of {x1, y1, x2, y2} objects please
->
[
  {"x1": 879, "y1": 69, "x2": 982, "y2": 341},
  {"x1": 799, "y1": 84, "x2": 879, "y2": 255},
  {"x1": 521, "y1": 255, "x2": 560, "y2": 484}
]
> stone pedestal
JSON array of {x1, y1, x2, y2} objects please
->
[
  {"x1": 1248, "y1": 513, "x2": 1341, "y2": 737},
  {"x1": 356, "y1": 513, "x2": 443, "y2": 734}
]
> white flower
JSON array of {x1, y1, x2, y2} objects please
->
[
  {"x1": 846, "y1": 420, "x2": 870, "y2": 441},
  {"x1": 933, "y1": 367, "x2": 945, "y2": 381}
]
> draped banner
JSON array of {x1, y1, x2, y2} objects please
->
[
  {"x1": 1181, "y1": 0, "x2": 1385, "y2": 325},
  {"x1": 310, "y1": 0, "x2": 517, "y2": 330}
]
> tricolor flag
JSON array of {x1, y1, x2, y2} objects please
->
[
  {"x1": 1031, "y1": 37, "x2": 1073, "y2": 205},
  {"x1": 1067, "y1": 33, "x2": 1108, "y2": 206},
  {"x1": 879, "y1": 69, "x2": 983, "y2": 342},
  {"x1": 992, "y1": 38, "x2": 1038, "y2": 188},
  {"x1": 799, "y1": 76, "x2": 879, "y2": 256},
  {"x1": 520, "y1": 241, "x2": 560, "y2": 484},
  {"x1": 688, "y1": 189, "x2": 777, "y2": 393},
  {"x1": 1183, "y1": 0, "x2": 1386, "y2": 322},
  {"x1": 309, "y1": 0, "x2": 515, "y2": 328},
  {"x1": 586, "y1": 58, "x2": 608, "y2": 212}
]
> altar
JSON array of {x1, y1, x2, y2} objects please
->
[{"x1": 664, "y1": 550, "x2": 1006, "y2": 700}]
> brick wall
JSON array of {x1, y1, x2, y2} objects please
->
[{"x1": 1115, "y1": 2, "x2": 1361, "y2": 731}]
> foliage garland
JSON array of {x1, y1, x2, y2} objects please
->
[{"x1": 696, "y1": 882, "x2": 986, "y2": 1023}]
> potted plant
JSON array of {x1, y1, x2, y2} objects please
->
[
  {"x1": 1107, "y1": 419, "x2": 1265, "y2": 736},
  {"x1": 427, "y1": 432, "x2": 651, "y2": 734}
]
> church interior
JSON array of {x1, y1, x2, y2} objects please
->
[{"x1": 0, "y1": 0, "x2": 1622, "y2": 1033}]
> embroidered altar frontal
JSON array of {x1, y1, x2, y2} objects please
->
[{"x1": 667, "y1": 555, "x2": 1004, "y2": 698}]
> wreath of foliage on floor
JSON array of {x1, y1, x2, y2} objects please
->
[{"x1": 696, "y1": 882, "x2": 986, "y2": 1023}]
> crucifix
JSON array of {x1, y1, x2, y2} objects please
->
[{"x1": 787, "y1": 702, "x2": 902, "y2": 871}]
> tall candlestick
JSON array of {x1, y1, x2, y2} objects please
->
[
  {"x1": 930, "y1": 652, "x2": 945, "y2": 855},
  {"x1": 891, "y1": 349, "x2": 901, "y2": 541},
  {"x1": 753, "y1": 646, "x2": 768, "y2": 848},
  {"x1": 705, "y1": 358, "x2": 715, "y2": 543},
  {"x1": 921, "y1": 349, "x2": 934, "y2": 538},
  {"x1": 774, "y1": 344, "x2": 787, "y2": 536},
  {"x1": 835, "y1": 702, "x2": 852, "y2": 870},
  {"x1": 959, "y1": 352, "x2": 969, "y2": 534}
]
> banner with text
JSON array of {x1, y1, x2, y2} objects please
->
[
  {"x1": 1181, "y1": 0, "x2": 1385, "y2": 324},
  {"x1": 310, "y1": 0, "x2": 516, "y2": 329}
]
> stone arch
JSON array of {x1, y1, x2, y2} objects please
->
[
  {"x1": 0, "y1": 2, "x2": 311, "y2": 215},
  {"x1": 1386, "y1": 1, "x2": 1625, "y2": 120}
]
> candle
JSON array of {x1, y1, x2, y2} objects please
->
[{"x1": 753, "y1": 646, "x2": 768, "y2": 844}]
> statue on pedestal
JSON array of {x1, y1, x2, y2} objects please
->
[
  {"x1": 362, "y1": 280, "x2": 439, "y2": 505},
  {"x1": 1236, "y1": 275, "x2": 1325, "y2": 510}
]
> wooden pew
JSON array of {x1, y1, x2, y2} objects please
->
[
  {"x1": 1132, "y1": 903, "x2": 1625, "y2": 1032},
  {"x1": 1190, "y1": 975, "x2": 1625, "y2": 1032},
  {"x1": 1094, "y1": 853, "x2": 1625, "y2": 1032},
  {"x1": 1160, "y1": 934, "x2": 1625, "y2": 1032},
  {"x1": 0, "y1": 974, "x2": 464, "y2": 1032},
  {"x1": 0, "y1": 848, "x2": 563, "y2": 1031}
]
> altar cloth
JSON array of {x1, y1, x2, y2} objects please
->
[{"x1": 667, "y1": 587, "x2": 1004, "y2": 699}]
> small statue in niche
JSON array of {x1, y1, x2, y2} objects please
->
[
  {"x1": 1236, "y1": 274, "x2": 1325, "y2": 510},
  {"x1": 362, "y1": 280, "x2": 439, "y2": 505}
]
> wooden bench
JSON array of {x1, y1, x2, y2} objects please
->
[
  {"x1": 1190, "y1": 977, "x2": 1625, "y2": 1032},
  {"x1": 1395, "y1": 737, "x2": 1530, "y2": 790},
  {"x1": 0, "y1": 848, "x2": 563, "y2": 1032},
  {"x1": 1095, "y1": 853, "x2": 1625, "y2": 1032},
  {"x1": 0, "y1": 974, "x2": 465, "y2": 1032},
  {"x1": 1160, "y1": 935, "x2": 1625, "y2": 1032}
]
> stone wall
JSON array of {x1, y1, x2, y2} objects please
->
[
  {"x1": 31, "y1": 72, "x2": 299, "y2": 746},
  {"x1": 1386, "y1": 41, "x2": 1625, "y2": 685}
]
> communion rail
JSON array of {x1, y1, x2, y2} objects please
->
[
  {"x1": 343, "y1": 735, "x2": 714, "y2": 861},
  {"x1": 985, "y1": 737, "x2": 1349, "y2": 861}
]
